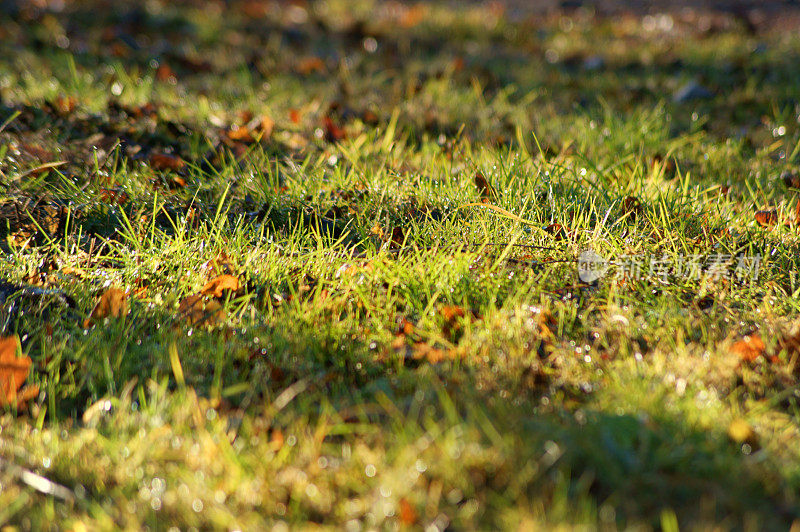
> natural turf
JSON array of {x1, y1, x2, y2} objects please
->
[{"x1": 2, "y1": 1, "x2": 800, "y2": 529}]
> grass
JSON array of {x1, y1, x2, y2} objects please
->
[{"x1": 2, "y1": 0, "x2": 800, "y2": 528}]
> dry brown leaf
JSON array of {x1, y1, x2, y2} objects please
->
[
  {"x1": 323, "y1": 115, "x2": 345, "y2": 142},
  {"x1": 0, "y1": 336, "x2": 37, "y2": 406},
  {"x1": 370, "y1": 223, "x2": 385, "y2": 240},
  {"x1": 537, "y1": 310, "x2": 556, "y2": 339},
  {"x1": 390, "y1": 226, "x2": 405, "y2": 248},
  {"x1": 474, "y1": 172, "x2": 493, "y2": 200},
  {"x1": 84, "y1": 287, "x2": 129, "y2": 327},
  {"x1": 201, "y1": 274, "x2": 240, "y2": 298},
  {"x1": 178, "y1": 295, "x2": 224, "y2": 326},
  {"x1": 622, "y1": 196, "x2": 642, "y2": 217},
  {"x1": 149, "y1": 153, "x2": 186, "y2": 171},
  {"x1": 544, "y1": 223, "x2": 570, "y2": 241},
  {"x1": 755, "y1": 210, "x2": 778, "y2": 228},
  {"x1": 783, "y1": 171, "x2": 800, "y2": 189},
  {"x1": 203, "y1": 252, "x2": 235, "y2": 276},
  {"x1": 732, "y1": 333, "x2": 765, "y2": 363}
]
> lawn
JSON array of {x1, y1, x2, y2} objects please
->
[{"x1": 2, "y1": 0, "x2": 800, "y2": 529}]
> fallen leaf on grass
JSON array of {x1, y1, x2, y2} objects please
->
[
  {"x1": 201, "y1": 274, "x2": 240, "y2": 298},
  {"x1": 396, "y1": 317, "x2": 414, "y2": 336},
  {"x1": 412, "y1": 343, "x2": 452, "y2": 364},
  {"x1": 474, "y1": 172, "x2": 494, "y2": 201},
  {"x1": 536, "y1": 310, "x2": 556, "y2": 339},
  {"x1": 399, "y1": 498, "x2": 418, "y2": 525},
  {"x1": 227, "y1": 124, "x2": 254, "y2": 142},
  {"x1": 297, "y1": 56, "x2": 326, "y2": 75},
  {"x1": 782, "y1": 170, "x2": 800, "y2": 189},
  {"x1": 0, "y1": 336, "x2": 38, "y2": 406},
  {"x1": 622, "y1": 196, "x2": 642, "y2": 217},
  {"x1": 322, "y1": 115, "x2": 345, "y2": 142},
  {"x1": 202, "y1": 252, "x2": 235, "y2": 276},
  {"x1": 178, "y1": 295, "x2": 224, "y2": 326},
  {"x1": 370, "y1": 223, "x2": 385, "y2": 239},
  {"x1": 731, "y1": 333, "x2": 765, "y2": 363},
  {"x1": 149, "y1": 153, "x2": 186, "y2": 171},
  {"x1": 155, "y1": 63, "x2": 177, "y2": 82},
  {"x1": 440, "y1": 305, "x2": 465, "y2": 321},
  {"x1": 755, "y1": 210, "x2": 779, "y2": 228},
  {"x1": 98, "y1": 188, "x2": 130, "y2": 205},
  {"x1": 544, "y1": 223, "x2": 570, "y2": 241},
  {"x1": 52, "y1": 95, "x2": 77, "y2": 116},
  {"x1": 84, "y1": 287, "x2": 129, "y2": 327},
  {"x1": 390, "y1": 226, "x2": 405, "y2": 248}
]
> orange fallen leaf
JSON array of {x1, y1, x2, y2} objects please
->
[
  {"x1": 98, "y1": 188, "x2": 130, "y2": 205},
  {"x1": 537, "y1": 310, "x2": 556, "y2": 339},
  {"x1": 258, "y1": 115, "x2": 275, "y2": 138},
  {"x1": 156, "y1": 63, "x2": 176, "y2": 82},
  {"x1": 149, "y1": 153, "x2": 186, "y2": 171},
  {"x1": 227, "y1": 124, "x2": 254, "y2": 142},
  {"x1": 440, "y1": 305, "x2": 467, "y2": 337},
  {"x1": 0, "y1": 336, "x2": 36, "y2": 406},
  {"x1": 397, "y1": 317, "x2": 414, "y2": 336},
  {"x1": 398, "y1": 498, "x2": 418, "y2": 525},
  {"x1": 399, "y1": 4, "x2": 426, "y2": 27},
  {"x1": 53, "y1": 95, "x2": 77, "y2": 115},
  {"x1": 296, "y1": 56, "x2": 326, "y2": 75},
  {"x1": 755, "y1": 210, "x2": 778, "y2": 228},
  {"x1": 201, "y1": 274, "x2": 240, "y2": 298},
  {"x1": 440, "y1": 305, "x2": 465, "y2": 321},
  {"x1": 412, "y1": 343, "x2": 451, "y2": 364},
  {"x1": 323, "y1": 115, "x2": 346, "y2": 142},
  {"x1": 732, "y1": 333, "x2": 765, "y2": 363},
  {"x1": 84, "y1": 287, "x2": 129, "y2": 327},
  {"x1": 178, "y1": 295, "x2": 225, "y2": 326}
]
